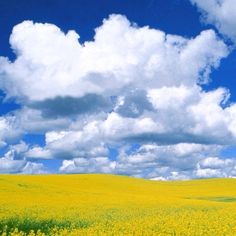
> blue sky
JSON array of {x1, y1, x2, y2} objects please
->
[{"x1": 0, "y1": 0, "x2": 236, "y2": 179}]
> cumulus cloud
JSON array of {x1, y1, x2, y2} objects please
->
[
  {"x1": 0, "y1": 155, "x2": 26, "y2": 174},
  {"x1": 0, "y1": 15, "x2": 228, "y2": 102},
  {"x1": 59, "y1": 143, "x2": 235, "y2": 180},
  {"x1": 40, "y1": 90, "x2": 236, "y2": 150},
  {"x1": 114, "y1": 143, "x2": 220, "y2": 178},
  {"x1": 21, "y1": 162, "x2": 47, "y2": 174},
  {"x1": 0, "y1": 14, "x2": 235, "y2": 178},
  {"x1": 191, "y1": 0, "x2": 236, "y2": 42},
  {"x1": 0, "y1": 116, "x2": 22, "y2": 147},
  {"x1": 0, "y1": 144, "x2": 46, "y2": 174},
  {"x1": 25, "y1": 146, "x2": 52, "y2": 159},
  {"x1": 12, "y1": 107, "x2": 71, "y2": 133},
  {"x1": 59, "y1": 157, "x2": 115, "y2": 174},
  {"x1": 195, "y1": 157, "x2": 236, "y2": 178}
]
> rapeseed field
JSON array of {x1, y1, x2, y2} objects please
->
[{"x1": 0, "y1": 174, "x2": 236, "y2": 235}]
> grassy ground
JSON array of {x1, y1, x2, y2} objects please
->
[{"x1": 0, "y1": 174, "x2": 236, "y2": 235}]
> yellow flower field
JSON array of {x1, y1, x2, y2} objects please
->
[{"x1": 0, "y1": 174, "x2": 236, "y2": 235}]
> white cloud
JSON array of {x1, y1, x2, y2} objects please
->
[
  {"x1": 17, "y1": 108, "x2": 71, "y2": 133},
  {"x1": 58, "y1": 142, "x2": 235, "y2": 180},
  {"x1": 21, "y1": 162, "x2": 47, "y2": 174},
  {"x1": 147, "y1": 85, "x2": 196, "y2": 110},
  {"x1": 0, "y1": 146, "x2": 46, "y2": 174},
  {"x1": 191, "y1": 0, "x2": 236, "y2": 42},
  {"x1": 34, "y1": 87, "x2": 236, "y2": 172},
  {"x1": 195, "y1": 156, "x2": 236, "y2": 178},
  {"x1": 195, "y1": 168, "x2": 225, "y2": 178},
  {"x1": 198, "y1": 156, "x2": 228, "y2": 169},
  {"x1": 114, "y1": 143, "x2": 220, "y2": 178},
  {"x1": 25, "y1": 146, "x2": 52, "y2": 159},
  {"x1": 0, "y1": 15, "x2": 228, "y2": 101},
  {"x1": 59, "y1": 157, "x2": 115, "y2": 174},
  {"x1": 0, "y1": 14, "x2": 235, "y2": 178},
  {"x1": 42, "y1": 87, "x2": 236, "y2": 148},
  {"x1": 0, "y1": 156, "x2": 26, "y2": 174},
  {"x1": 0, "y1": 117, "x2": 22, "y2": 146}
]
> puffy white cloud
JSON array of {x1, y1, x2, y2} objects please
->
[
  {"x1": 43, "y1": 126, "x2": 109, "y2": 160},
  {"x1": 191, "y1": 0, "x2": 236, "y2": 42},
  {"x1": 59, "y1": 157, "x2": 116, "y2": 174},
  {"x1": 0, "y1": 15, "x2": 228, "y2": 102},
  {"x1": 21, "y1": 162, "x2": 47, "y2": 174},
  {"x1": 225, "y1": 104, "x2": 236, "y2": 137},
  {"x1": 195, "y1": 168, "x2": 224, "y2": 178},
  {"x1": 0, "y1": 155, "x2": 26, "y2": 173},
  {"x1": 114, "y1": 144, "x2": 236, "y2": 180},
  {"x1": 198, "y1": 156, "x2": 229, "y2": 169},
  {"x1": 0, "y1": 145, "x2": 46, "y2": 174},
  {"x1": 32, "y1": 86, "x2": 236, "y2": 174},
  {"x1": 25, "y1": 146, "x2": 52, "y2": 159},
  {"x1": 12, "y1": 107, "x2": 71, "y2": 133},
  {"x1": 114, "y1": 143, "x2": 221, "y2": 178},
  {"x1": 58, "y1": 142, "x2": 236, "y2": 180},
  {"x1": 147, "y1": 85, "x2": 196, "y2": 110},
  {"x1": 0, "y1": 14, "x2": 235, "y2": 178},
  {"x1": 0, "y1": 116, "x2": 22, "y2": 146},
  {"x1": 195, "y1": 156, "x2": 236, "y2": 178},
  {"x1": 41, "y1": 88, "x2": 236, "y2": 148},
  {"x1": 0, "y1": 15, "x2": 231, "y2": 145}
]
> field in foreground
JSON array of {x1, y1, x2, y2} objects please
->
[{"x1": 1, "y1": 175, "x2": 236, "y2": 235}]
